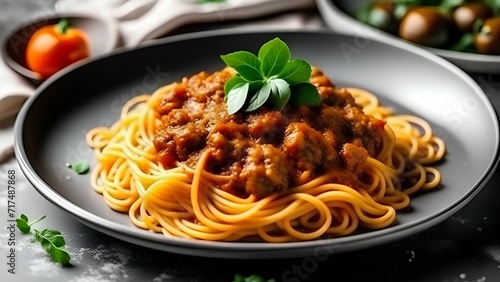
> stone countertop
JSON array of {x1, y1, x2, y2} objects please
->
[{"x1": 2, "y1": 1, "x2": 500, "y2": 281}]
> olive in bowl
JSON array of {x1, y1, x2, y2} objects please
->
[
  {"x1": 316, "y1": 0, "x2": 500, "y2": 73},
  {"x1": 475, "y1": 17, "x2": 500, "y2": 55},
  {"x1": 350, "y1": 0, "x2": 500, "y2": 55},
  {"x1": 398, "y1": 6, "x2": 452, "y2": 48},
  {"x1": 452, "y1": 2, "x2": 494, "y2": 32}
]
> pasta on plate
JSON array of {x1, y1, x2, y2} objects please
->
[{"x1": 86, "y1": 66, "x2": 445, "y2": 243}]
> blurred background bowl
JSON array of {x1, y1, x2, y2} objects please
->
[{"x1": 316, "y1": 0, "x2": 500, "y2": 74}]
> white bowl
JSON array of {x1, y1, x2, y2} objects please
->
[{"x1": 316, "y1": 0, "x2": 500, "y2": 74}]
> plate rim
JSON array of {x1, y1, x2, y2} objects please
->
[{"x1": 14, "y1": 28, "x2": 500, "y2": 258}]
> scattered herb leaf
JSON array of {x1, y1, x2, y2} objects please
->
[
  {"x1": 220, "y1": 37, "x2": 321, "y2": 114},
  {"x1": 67, "y1": 160, "x2": 90, "y2": 174},
  {"x1": 16, "y1": 214, "x2": 71, "y2": 266},
  {"x1": 16, "y1": 214, "x2": 46, "y2": 234}
]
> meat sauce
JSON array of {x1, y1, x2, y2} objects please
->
[{"x1": 153, "y1": 67, "x2": 386, "y2": 198}]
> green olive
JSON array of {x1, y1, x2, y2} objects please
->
[
  {"x1": 474, "y1": 17, "x2": 500, "y2": 55},
  {"x1": 452, "y1": 2, "x2": 494, "y2": 32},
  {"x1": 398, "y1": 7, "x2": 451, "y2": 47}
]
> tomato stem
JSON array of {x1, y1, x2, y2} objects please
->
[{"x1": 56, "y1": 18, "x2": 70, "y2": 34}]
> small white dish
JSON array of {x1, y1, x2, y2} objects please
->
[{"x1": 1, "y1": 11, "x2": 119, "y2": 86}]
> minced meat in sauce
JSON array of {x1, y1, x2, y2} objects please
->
[{"x1": 153, "y1": 67, "x2": 386, "y2": 199}]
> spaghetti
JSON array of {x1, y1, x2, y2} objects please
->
[{"x1": 86, "y1": 67, "x2": 445, "y2": 242}]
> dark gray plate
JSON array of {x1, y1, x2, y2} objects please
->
[
  {"x1": 14, "y1": 29, "x2": 500, "y2": 259},
  {"x1": 316, "y1": 0, "x2": 500, "y2": 74}
]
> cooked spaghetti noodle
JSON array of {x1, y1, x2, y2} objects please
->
[{"x1": 86, "y1": 67, "x2": 445, "y2": 242}]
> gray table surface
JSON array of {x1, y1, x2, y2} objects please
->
[{"x1": 3, "y1": 1, "x2": 500, "y2": 281}]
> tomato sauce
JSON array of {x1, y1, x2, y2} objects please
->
[{"x1": 153, "y1": 68, "x2": 386, "y2": 198}]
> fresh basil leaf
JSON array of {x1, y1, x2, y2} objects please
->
[
  {"x1": 38, "y1": 236, "x2": 53, "y2": 255},
  {"x1": 16, "y1": 214, "x2": 71, "y2": 266},
  {"x1": 221, "y1": 37, "x2": 323, "y2": 114},
  {"x1": 16, "y1": 214, "x2": 47, "y2": 234},
  {"x1": 34, "y1": 229, "x2": 45, "y2": 243},
  {"x1": 245, "y1": 82, "x2": 271, "y2": 112},
  {"x1": 258, "y1": 37, "x2": 290, "y2": 77},
  {"x1": 35, "y1": 229, "x2": 71, "y2": 266},
  {"x1": 16, "y1": 216, "x2": 31, "y2": 234},
  {"x1": 221, "y1": 51, "x2": 262, "y2": 81},
  {"x1": 269, "y1": 78, "x2": 291, "y2": 110},
  {"x1": 50, "y1": 246, "x2": 71, "y2": 266},
  {"x1": 248, "y1": 80, "x2": 264, "y2": 93},
  {"x1": 224, "y1": 76, "x2": 246, "y2": 100},
  {"x1": 279, "y1": 59, "x2": 312, "y2": 85},
  {"x1": 70, "y1": 160, "x2": 90, "y2": 174},
  {"x1": 39, "y1": 229, "x2": 66, "y2": 247},
  {"x1": 20, "y1": 214, "x2": 29, "y2": 222},
  {"x1": 233, "y1": 65, "x2": 263, "y2": 82},
  {"x1": 226, "y1": 82, "x2": 249, "y2": 114},
  {"x1": 221, "y1": 51, "x2": 260, "y2": 68},
  {"x1": 290, "y1": 82, "x2": 322, "y2": 106}
]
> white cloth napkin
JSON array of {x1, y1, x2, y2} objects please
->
[
  {"x1": 0, "y1": 54, "x2": 32, "y2": 162},
  {"x1": 0, "y1": 0, "x2": 320, "y2": 163}
]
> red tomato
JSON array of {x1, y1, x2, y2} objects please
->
[{"x1": 25, "y1": 18, "x2": 90, "y2": 79}]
